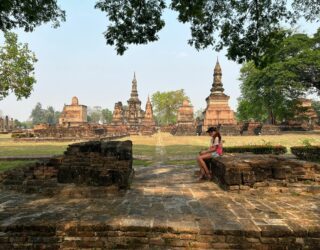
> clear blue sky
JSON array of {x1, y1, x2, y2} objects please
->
[{"x1": 0, "y1": 1, "x2": 318, "y2": 121}]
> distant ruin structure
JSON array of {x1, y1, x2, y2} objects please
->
[
  {"x1": 59, "y1": 96, "x2": 87, "y2": 127},
  {"x1": 140, "y1": 96, "x2": 157, "y2": 135},
  {"x1": 0, "y1": 116, "x2": 15, "y2": 132},
  {"x1": 297, "y1": 98, "x2": 318, "y2": 126},
  {"x1": 203, "y1": 60, "x2": 236, "y2": 133},
  {"x1": 173, "y1": 99, "x2": 196, "y2": 135},
  {"x1": 108, "y1": 74, "x2": 156, "y2": 135}
]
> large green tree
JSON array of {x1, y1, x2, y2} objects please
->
[
  {"x1": 101, "y1": 108, "x2": 113, "y2": 124},
  {"x1": 30, "y1": 103, "x2": 60, "y2": 125},
  {"x1": 87, "y1": 106, "x2": 112, "y2": 124},
  {"x1": 0, "y1": 0, "x2": 65, "y2": 32},
  {"x1": 237, "y1": 29, "x2": 320, "y2": 124},
  {"x1": 151, "y1": 89, "x2": 189, "y2": 125},
  {"x1": 95, "y1": 0, "x2": 320, "y2": 65},
  {"x1": 237, "y1": 60, "x2": 307, "y2": 124},
  {"x1": 0, "y1": 32, "x2": 37, "y2": 100}
]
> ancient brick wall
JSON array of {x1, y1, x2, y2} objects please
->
[
  {"x1": 0, "y1": 158, "x2": 60, "y2": 195},
  {"x1": 58, "y1": 140, "x2": 133, "y2": 188},
  {"x1": 0, "y1": 140, "x2": 134, "y2": 192},
  {"x1": 33, "y1": 125, "x2": 106, "y2": 138},
  {"x1": 1, "y1": 223, "x2": 319, "y2": 249},
  {"x1": 207, "y1": 155, "x2": 320, "y2": 190}
]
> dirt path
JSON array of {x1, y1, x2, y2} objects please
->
[{"x1": 154, "y1": 131, "x2": 167, "y2": 165}]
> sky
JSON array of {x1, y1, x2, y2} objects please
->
[{"x1": 0, "y1": 1, "x2": 319, "y2": 121}]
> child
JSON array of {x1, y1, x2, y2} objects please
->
[{"x1": 196, "y1": 127, "x2": 223, "y2": 180}]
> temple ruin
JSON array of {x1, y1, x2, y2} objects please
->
[
  {"x1": 0, "y1": 116, "x2": 15, "y2": 132},
  {"x1": 297, "y1": 98, "x2": 319, "y2": 126},
  {"x1": 172, "y1": 99, "x2": 196, "y2": 135},
  {"x1": 203, "y1": 60, "x2": 236, "y2": 133},
  {"x1": 59, "y1": 96, "x2": 88, "y2": 127},
  {"x1": 108, "y1": 74, "x2": 156, "y2": 135}
]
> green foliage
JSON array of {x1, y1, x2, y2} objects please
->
[
  {"x1": 194, "y1": 108, "x2": 204, "y2": 120},
  {"x1": 301, "y1": 139, "x2": 313, "y2": 147},
  {"x1": 0, "y1": 160, "x2": 36, "y2": 172},
  {"x1": 224, "y1": 145, "x2": 287, "y2": 155},
  {"x1": 291, "y1": 146, "x2": 320, "y2": 161},
  {"x1": 14, "y1": 119, "x2": 32, "y2": 129},
  {"x1": 95, "y1": 0, "x2": 166, "y2": 55},
  {"x1": 237, "y1": 60, "x2": 306, "y2": 124},
  {"x1": 0, "y1": 0, "x2": 65, "y2": 32},
  {"x1": 101, "y1": 108, "x2": 113, "y2": 123},
  {"x1": 30, "y1": 103, "x2": 60, "y2": 125},
  {"x1": 312, "y1": 100, "x2": 320, "y2": 123},
  {"x1": 87, "y1": 106, "x2": 102, "y2": 123},
  {"x1": 95, "y1": 0, "x2": 320, "y2": 64},
  {"x1": 237, "y1": 30, "x2": 320, "y2": 124},
  {"x1": 0, "y1": 32, "x2": 37, "y2": 100},
  {"x1": 151, "y1": 89, "x2": 189, "y2": 125},
  {"x1": 87, "y1": 106, "x2": 113, "y2": 124}
]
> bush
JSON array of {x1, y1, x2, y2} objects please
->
[
  {"x1": 291, "y1": 146, "x2": 320, "y2": 161},
  {"x1": 224, "y1": 145, "x2": 287, "y2": 155}
]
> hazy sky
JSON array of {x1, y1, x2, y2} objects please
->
[{"x1": 0, "y1": 1, "x2": 319, "y2": 121}]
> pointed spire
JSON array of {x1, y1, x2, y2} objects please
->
[
  {"x1": 130, "y1": 72, "x2": 139, "y2": 99},
  {"x1": 211, "y1": 58, "x2": 224, "y2": 94},
  {"x1": 214, "y1": 58, "x2": 221, "y2": 74}
]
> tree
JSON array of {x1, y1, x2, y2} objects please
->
[
  {"x1": 194, "y1": 108, "x2": 204, "y2": 120},
  {"x1": 237, "y1": 29, "x2": 320, "y2": 124},
  {"x1": 237, "y1": 60, "x2": 307, "y2": 124},
  {"x1": 312, "y1": 100, "x2": 320, "y2": 123},
  {"x1": 0, "y1": 32, "x2": 37, "y2": 100},
  {"x1": 95, "y1": 0, "x2": 320, "y2": 65},
  {"x1": 30, "y1": 102, "x2": 46, "y2": 125},
  {"x1": 14, "y1": 119, "x2": 32, "y2": 129},
  {"x1": 259, "y1": 29, "x2": 320, "y2": 92},
  {"x1": 101, "y1": 108, "x2": 113, "y2": 124},
  {"x1": 87, "y1": 106, "x2": 103, "y2": 123},
  {"x1": 151, "y1": 89, "x2": 189, "y2": 125},
  {"x1": 30, "y1": 103, "x2": 60, "y2": 125},
  {"x1": 0, "y1": 0, "x2": 65, "y2": 32}
]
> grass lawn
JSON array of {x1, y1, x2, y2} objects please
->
[
  {"x1": 0, "y1": 132, "x2": 319, "y2": 169},
  {"x1": 0, "y1": 160, "x2": 36, "y2": 172}
]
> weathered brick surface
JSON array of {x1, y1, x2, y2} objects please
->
[
  {"x1": 0, "y1": 141, "x2": 134, "y2": 193},
  {"x1": 0, "y1": 164, "x2": 319, "y2": 249},
  {"x1": 206, "y1": 154, "x2": 320, "y2": 190},
  {"x1": 58, "y1": 140, "x2": 133, "y2": 188}
]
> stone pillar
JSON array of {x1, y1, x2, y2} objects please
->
[
  {"x1": 5, "y1": 116, "x2": 9, "y2": 131},
  {"x1": 0, "y1": 117, "x2": 3, "y2": 131},
  {"x1": 11, "y1": 118, "x2": 15, "y2": 130}
]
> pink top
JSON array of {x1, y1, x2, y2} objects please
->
[{"x1": 211, "y1": 137, "x2": 223, "y2": 155}]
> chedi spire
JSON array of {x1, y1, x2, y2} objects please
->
[
  {"x1": 210, "y1": 59, "x2": 224, "y2": 94},
  {"x1": 130, "y1": 72, "x2": 139, "y2": 99}
]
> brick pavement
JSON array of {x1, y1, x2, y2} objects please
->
[{"x1": 0, "y1": 163, "x2": 319, "y2": 249}]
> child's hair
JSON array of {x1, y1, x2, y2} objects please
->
[{"x1": 213, "y1": 131, "x2": 222, "y2": 143}]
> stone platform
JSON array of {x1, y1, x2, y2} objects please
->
[
  {"x1": 0, "y1": 164, "x2": 319, "y2": 249},
  {"x1": 207, "y1": 154, "x2": 320, "y2": 190}
]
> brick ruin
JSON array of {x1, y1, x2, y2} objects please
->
[
  {"x1": 206, "y1": 154, "x2": 320, "y2": 191},
  {"x1": 0, "y1": 140, "x2": 134, "y2": 194},
  {"x1": 202, "y1": 60, "x2": 237, "y2": 133},
  {"x1": 32, "y1": 124, "x2": 109, "y2": 139},
  {"x1": 58, "y1": 140, "x2": 133, "y2": 188},
  {"x1": 0, "y1": 152, "x2": 319, "y2": 249},
  {"x1": 107, "y1": 73, "x2": 156, "y2": 136},
  {"x1": 0, "y1": 115, "x2": 15, "y2": 132},
  {"x1": 59, "y1": 96, "x2": 88, "y2": 127},
  {"x1": 172, "y1": 99, "x2": 196, "y2": 135}
]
